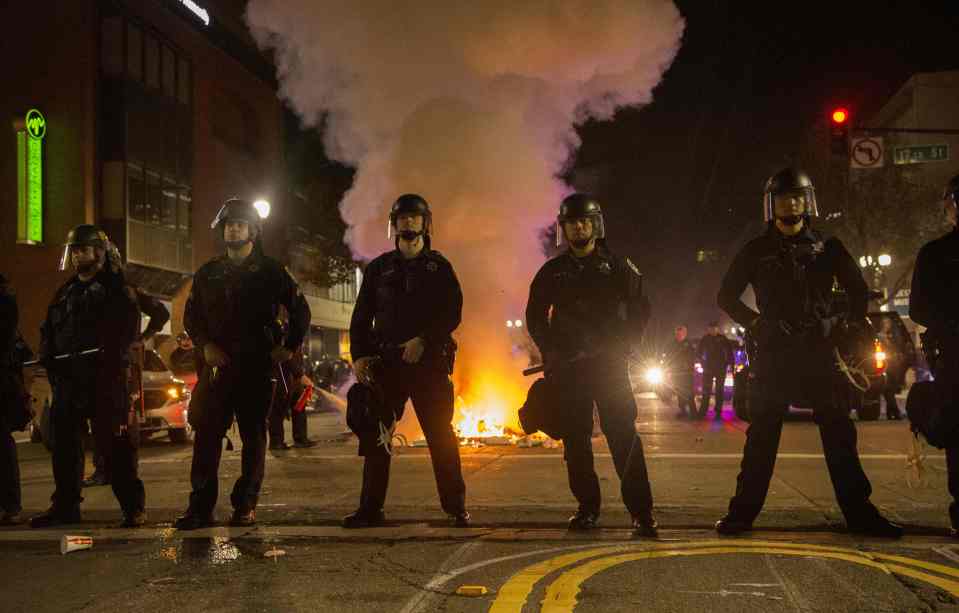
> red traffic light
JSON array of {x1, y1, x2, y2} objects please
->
[{"x1": 831, "y1": 108, "x2": 849, "y2": 124}]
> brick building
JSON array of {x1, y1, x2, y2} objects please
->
[{"x1": 1, "y1": 0, "x2": 286, "y2": 351}]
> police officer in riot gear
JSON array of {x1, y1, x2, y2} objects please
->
[
  {"x1": 526, "y1": 193, "x2": 657, "y2": 536},
  {"x1": 909, "y1": 172, "x2": 959, "y2": 536},
  {"x1": 31, "y1": 226, "x2": 146, "y2": 528},
  {"x1": 345, "y1": 193, "x2": 468, "y2": 528},
  {"x1": 174, "y1": 198, "x2": 310, "y2": 529},
  {"x1": 715, "y1": 168, "x2": 901, "y2": 537}
]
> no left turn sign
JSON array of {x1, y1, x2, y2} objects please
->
[{"x1": 850, "y1": 136, "x2": 884, "y2": 169}]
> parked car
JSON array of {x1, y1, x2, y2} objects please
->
[{"x1": 29, "y1": 349, "x2": 191, "y2": 444}]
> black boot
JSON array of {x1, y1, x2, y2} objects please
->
[
  {"x1": 30, "y1": 507, "x2": 82, "y2": 528},
  {"x1": 568, "y1": 510, "x2": 600, "y2": 531},
  {"x1": 847, "y1": 514, "x2": 903, "y2": 538},
  {"x1": 449, "y1": 511, "x2": 471, "y2": 528},
  {"x1": 632, "y1": 512, "x2": 658, "y2": 538},
  {"x1": 715, "y1": 515, "x2": 753, "y2": 535},
  {"x1": 342, "y1": 508, "x2": 386, "y2": 529},
  {"x1": 174, "y1": 510, "x2": 215, "y2": 530}
]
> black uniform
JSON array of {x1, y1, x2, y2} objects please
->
[
  {"x1": 526, "y1": 244, "x2": 653, "y2": 517},
  {"x1": 909, "y1": 226, "x2": 959, "y2": 528},
  {"x1": 89, "y1": 288, "x2": 169, "y2": 483},
  {"x1": 700, "y1": 333, "x2": 732, "y2": 417},
  {"x1": 349, "y1": 248, "x2": 465, "y2": 516},
  {"x1": 0, "y1": 276, "x2": 25, "y2": 518},
  {"x1": 183, "y1": 251, "x2": 309, "y2": 517},
  {"x1": 667, "y1": 337, "x2": 698, "y2": 417},
  {"x1": 717, "y1": 225, "x2": 884, "y2": 525},
  {"x1": 39, "y1": 269, "x2": 144, "y2": 518}
]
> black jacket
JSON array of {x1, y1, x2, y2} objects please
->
[
  {"x1": 350, "y1": 248, "x2": 462, "y2": 362},
  {"x1": 699, "y1": 333, "x2": 732, "y2": 370},
  {"x1": 185, "y1": 252, "x2": 310, "y2": 369},
  {"x1": 718, "y1": 225, "x2": 867, "y2": 334},
  {"x1": 910, "y1": 227, "x2": 959, "y2": 336},
  {"x1": 526, "y1": 244, "x2": 650, "y2": 363},
  {"x1": 40, "y1": 269, "x2": 140, "y2": 427}
]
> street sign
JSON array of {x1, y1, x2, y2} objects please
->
[
  {"x1": 893, "y1": 144, "x2": 949, "y2": 165},
  {"x1": 850, "y1": 136, "x2": 884, "y2": 169}
]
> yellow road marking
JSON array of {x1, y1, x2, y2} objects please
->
[
  {"x1": 537, "y1": 548, "x2": 959, "y2": 613},
  {"x1": 870, "y1": 552, "x2": 959, "y2": 579},
  {"x1": 487, "y1": 539, "x2": 959, "y2": 612},
  {"x1": 487, "y1": 546, "x2": 631, "y2": 613}
]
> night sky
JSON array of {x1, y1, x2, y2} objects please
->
[{"x1": 573, "y1": 0, "x2": 959, "y2": 339}]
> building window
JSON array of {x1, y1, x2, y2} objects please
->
[
  {"x1": 101, "y1": 17, "x2": 124, "y2": 76},
  {"x1": 145, "y1": 33, "x2": 160, "y2": 90},
  {"x1": 127, "y1": 22, "x2": 143, "y2": 81},
  {"x1": 100, "y1": 11, "x2": 194, "y2": 275}
]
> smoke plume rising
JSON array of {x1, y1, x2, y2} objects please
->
[{"x1": 247, "y1": 1, "x2": 684, "y2": 434}]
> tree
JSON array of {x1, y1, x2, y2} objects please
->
[{"x1": 283, "y1": 109, "x2": 357, "y2": 288}]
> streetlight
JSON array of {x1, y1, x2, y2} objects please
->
[
  {"x1": 505, "y1": 320, "x2": 514, "y2": 328},
  {"x1": 253, "y1": 199, "x2": 271, "y2": 219},
  {"x1": 514, "y1": 320, "x2": 523, "y2": 328},
  {"x1": 877, "y1": 254, "x2": 892, "y2": 267}
]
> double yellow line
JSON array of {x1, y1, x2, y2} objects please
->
[{"x1": 489, "y1": 539, "x2": 959, "y2": 612}]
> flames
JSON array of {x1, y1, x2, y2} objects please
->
[{"x1": 451, "y1": 371, "x2": 551, "y2": 446}]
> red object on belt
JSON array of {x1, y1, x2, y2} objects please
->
[{"x1": 294, "y1": 385, "x2": 314, "y2": 413}]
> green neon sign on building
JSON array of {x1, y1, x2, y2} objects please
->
[{"x1": 17, "y1": 109, "x2": 44, "y2": 244}]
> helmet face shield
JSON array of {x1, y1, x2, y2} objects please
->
[
  {"x1": 556, "y1": 214, "x2": 605, "y2": 246},
  {"x1": 556, "y1": 193, "x2": 605, "y2": 247},
  {"x1": 59, "y1": 225, "x2": 110, "y2": 272},
  {"x1": 763, "y1": 186, "x2": 818, "y2": 222},
  {"x1": 387, "y1": 194, "x2": 432, "y2": 241}
]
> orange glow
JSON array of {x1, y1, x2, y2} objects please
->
[
  {"x1": 452, "y1": 371, "x2": 526, "y2": 441},
  {"x1": 831, "y1": 108, "x2": 848, "y2": 124},
  {"x1": 874, "y1": 340, "x2": 886, "y2": 372}
]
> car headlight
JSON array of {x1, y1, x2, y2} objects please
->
[{"x1": 644, "y1": 366, "x2": 664, "y2": 385}]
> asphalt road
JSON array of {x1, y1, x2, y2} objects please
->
[{"x1": 4, "y1": 394, "x2": 959, "y2": 612}]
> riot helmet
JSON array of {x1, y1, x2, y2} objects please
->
[
  {"x1": 58, "y1": 224, "x2": 120, "y2": 273},
  {"x1": 556, "y1": 193, "x2": 605, "y2": 248},
  {"x1": 387, "y1": 193, "x2": 433, "y2": 243},
  {"x1": 763, "y1": 168, "x2": 819, "y2": 224},
  {"x1": 211, "y1": 197, "x2": 262, "y2": 249}
]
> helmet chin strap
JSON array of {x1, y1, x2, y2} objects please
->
[{"x1": 226, "y1": 238, "x2": 253, "y2": 250}]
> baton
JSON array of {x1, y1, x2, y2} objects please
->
[{"x1": 23, "y1": 347, "x2": 101, "y2": 367}]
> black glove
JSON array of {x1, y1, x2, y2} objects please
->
[{"x1": 750, "y1": 317, "x2": 794, "y2": 347}]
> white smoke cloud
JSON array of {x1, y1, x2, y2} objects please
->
[{"x1": 247, "y1": 0, "x2": 684, "y2": 428}]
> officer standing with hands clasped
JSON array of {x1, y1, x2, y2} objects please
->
[
  {"x1": 700, "y1": 321, "x2": 733, "y2": 420},
  {"x1": 715, "y1": 168, "x2": 901, "y2": 537},
  {"x1": 175, "y1": 198, "x2": 310, "y2": 529},
  {"x1": 345, "y1": 193, "x2": 469, "y2": 528},
  {"x1": 908, "y1": 172, "x2": 959, "y2": 536},
  {"x1": 32, "y1": 226, "x2": 146, "y2": 528},
  {"x1": 670, "y1": 325, "x2": 698, "y2": 420},
  {"x1": 526, "y1": 193, "x2": 657, "y2": 536}
]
